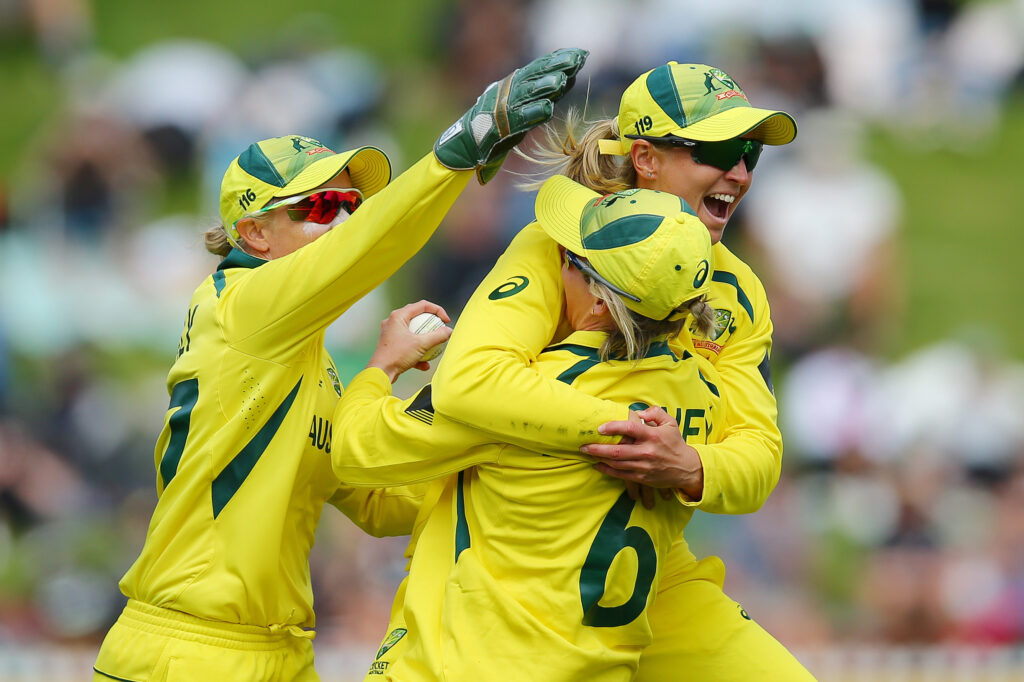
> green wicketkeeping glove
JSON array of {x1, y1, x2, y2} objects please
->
[{"x1": 434, "y1": 47, "x2": 589, "y2": 184}]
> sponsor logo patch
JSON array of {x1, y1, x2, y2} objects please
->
[
  {"x1": 488, "y1": 275, "x2": 530, "y2": 300},
  {"x1": 715, "y1": 89, "x2": 748, "y2": 102}
]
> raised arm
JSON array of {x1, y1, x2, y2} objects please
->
[
  {"x1": 430, "y1": 223, "x2": 629, "y2": 455},
  {"x1": 224, "y1": 48, "x2": 589, "y2": 358}
]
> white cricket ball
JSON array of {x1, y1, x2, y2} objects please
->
[{"x1": 408, "y1": 312, "x2": 448, "y2": 362}]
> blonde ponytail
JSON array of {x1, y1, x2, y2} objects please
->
[
  {"x1": 204, "y1": 225, "x2": 233, "y2": 257},
  {"x1": 515, "y1": 108, "x2": 637, "y2": 193}
]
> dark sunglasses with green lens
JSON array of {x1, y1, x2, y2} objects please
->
[{"x1": 625, "y1": 134, "x2": 763, "y2": 172}]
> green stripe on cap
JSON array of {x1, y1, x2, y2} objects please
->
[
  {"x1": 647, "y1": 65, "x2": 687, "y2": 128},
  {"x1": 583, "y1": 214, "x2": 662, "y2": 250},
  {"x1": 238, "y1": 143, "x2": 287, "y2": 187}
]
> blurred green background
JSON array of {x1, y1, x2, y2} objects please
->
[{"x1": 1, "y1": 0, "x2": 1021, "y2": 360}]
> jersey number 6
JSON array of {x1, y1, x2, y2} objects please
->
[{"x1": 579, "y1": 491, "x2": 657, "y2": 628}]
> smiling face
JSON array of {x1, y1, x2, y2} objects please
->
[{"x1": 630, "y1": 139, "x2": 753, "y2": 244}]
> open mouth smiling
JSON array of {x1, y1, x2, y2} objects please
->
[{"x1": 703, "y1": 193, "x2": 735, "y2": 221}]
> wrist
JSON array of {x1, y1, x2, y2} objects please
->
[
  {"x1": 675, "y1": 443, "x2": 704, "y2": 501},
  {"x1": 365, "y1": 358, "x2": 400, "y2": 384}
]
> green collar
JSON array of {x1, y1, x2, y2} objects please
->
[{"x1": 217, "y1": 248, "x2": 266, "y2": 272}]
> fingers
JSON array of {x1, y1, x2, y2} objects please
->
[
  {"x1": 419, "y1": 325, "x2": 453, "y2": 350},
  {"x1": 639, "y1": 484, "x2": 655, "y2": 510},
  {"x1": 391, "y1": 300, "x2": 451, "y2": 324},
  {"x1": 520, "y1": 71, "x2": 568, "y2": 100},
  {"x1": 634, "y1": 406, "x2": 677, "y2": 427},
  {"x1": 595, "y1": 418, "x2": 645, "y2": 440},
  {"x1": 510, "y1": 100, "x2": 555, "y2": 129},
  {"x1": 530, "y1": 47, "x2": 589, "y2": 79},
  {"x1": 622, "y1": 481, "x2": 656, "y2": 510}
]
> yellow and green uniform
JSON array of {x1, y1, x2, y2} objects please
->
[
  {"x1": 424, "y1": 222, "x2": 814, "y2": 680},
  {"x1": 333, "y1": 328, "x2": 723, "y2": 681},
  {"x1": 92, "y1": 154, "x2": 471, "y2": 682}
]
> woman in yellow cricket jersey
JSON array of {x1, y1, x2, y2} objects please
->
[
  {"x1": 333, "y1": 179, "x2": 728, "y2": 681},
  {"x1": 91, "y1": 48, "x2": 588, "y2": 682},
  {"x1": 425, "y1": 62, "x2": 817, "y2": 680}
]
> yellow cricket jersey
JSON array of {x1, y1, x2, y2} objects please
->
[
  {"x1": 333, "y1": 329, "x2": 724, "y2": 681},
  {"x1": 117, "y1": 154, "x2": 471, "y2": 631},
  {"x1": 431, "y1": 221, "x2": 782, "y2": 515}
]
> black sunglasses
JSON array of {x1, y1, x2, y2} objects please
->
[{"x1": 625, "y1": 134, "x2": 763, "y2": 172}]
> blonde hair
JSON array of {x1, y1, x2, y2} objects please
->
[
  {"x1": 516, "y1": 108, "x2": 637, "y2": 193},
  {"x1": 204, "y1": 225, "x2": 233, "y2": 257},
  {"x1": 203, "y1": 211, "x2": 272, "y2": 258},
  {"x1": 586, "y1": 276, "x2": 715, "y2": 362}
]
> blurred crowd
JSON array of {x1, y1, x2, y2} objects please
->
[{"x1": 2, "y1": 0, "x2": 1024, "y2": 673}]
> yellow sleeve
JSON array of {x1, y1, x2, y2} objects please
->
[
  {"x1": 330, "y1": 367, "x2": 501, "y2": 487},
  {"x1": 223, "y1": 155, "x2": 472, "y2": 358},
  {"x1": 691, "y1": 271, "x2": 782, "y2": 515},
  {"x1": 326, "y1": 484, "x2": 425, "y2": 538},
  {"x1": 431, "y1": 223, "x2": 629, "y2": 454}
]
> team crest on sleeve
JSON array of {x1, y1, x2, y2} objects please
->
[
  {"x1": 692, "y1": 308, "x2": 736, "y2": 356},
  {"x1": 711, "y1": 309, "x2": 734, "y2": 340},
  {"x1": 376, "y1": 627, "x2": 408, "y2": 659},
  {"x1": 325, "y1": 367, "x2": 342, "y2": 396}
]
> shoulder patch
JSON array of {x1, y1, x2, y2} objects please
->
[{"x1": 376, "y1": 627, "x2": 408, "y2": 660}]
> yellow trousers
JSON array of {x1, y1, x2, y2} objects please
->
[
  {"x1": 93, "y1": 600, "x2": 318, "y2": 682},
  {"x1": 637, "y1": 553, "x2": 817, "y2": 681}
]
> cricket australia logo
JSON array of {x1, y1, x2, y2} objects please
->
[
  {"x1": 703, "y1": 69, "x2": 748, "y2": 102},
  {"x1": 325, "y1": 367, "x2": 342, "y2": 397},
  {"x1": 711, "y1": 309, "x2": 734, "y2": 341},
  {"x1": 376, "y1": 627, "x2": 407, "y2": 660}
]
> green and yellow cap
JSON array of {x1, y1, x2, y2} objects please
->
[
  {"x1": 598, "y1": 62, "x2": 797, "y2": 156},
  {"x1": 536, "y1": 175, "x2": 713, "y2": 321},
  {"x1": 219, "y1": 134, "x2": 391, "y2": 241}
]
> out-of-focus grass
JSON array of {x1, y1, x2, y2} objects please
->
[
  {"x1": 1, "y1": 3, "x2": 1021, "y2": 359},
  {"x1": 0, "y1": 0, "x2": 452, "y2": 181},
  {"x1": 866, "y1": 97, "x2": 1024, "y2": 359}
]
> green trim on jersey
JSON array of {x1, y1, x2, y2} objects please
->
[
  {"x1": 711, "y1": 271, "x2": 753, "y2": 320},
  {"x1": 698, "y1": 369, "x2": 720, "y2": 397},
  {"x1": 757, "y1": 352, "x2": 774, "y2": 393},
  {"x1": 455, "y1": 470, "x2": 470, "y2": 560},
  {"x1": 159, "y1": 378, "x2": 199, "y2": 489},
  {"x1": 211, "y1": 378, "x2": 303, "y2": 518},
  {"x1": 217, "y1": 248, "x2": 265, "y2": 272},
  {"x1": 212, "y1": 270, "x2": 227, "y2": 298}
]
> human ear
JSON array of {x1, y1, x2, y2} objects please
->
[
  {"x1": 630, "y1": 140, "x2": 658, "y2": 181},
  {"x1": 234, "y1": 217, "x2": 271, "y2": 257}
]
